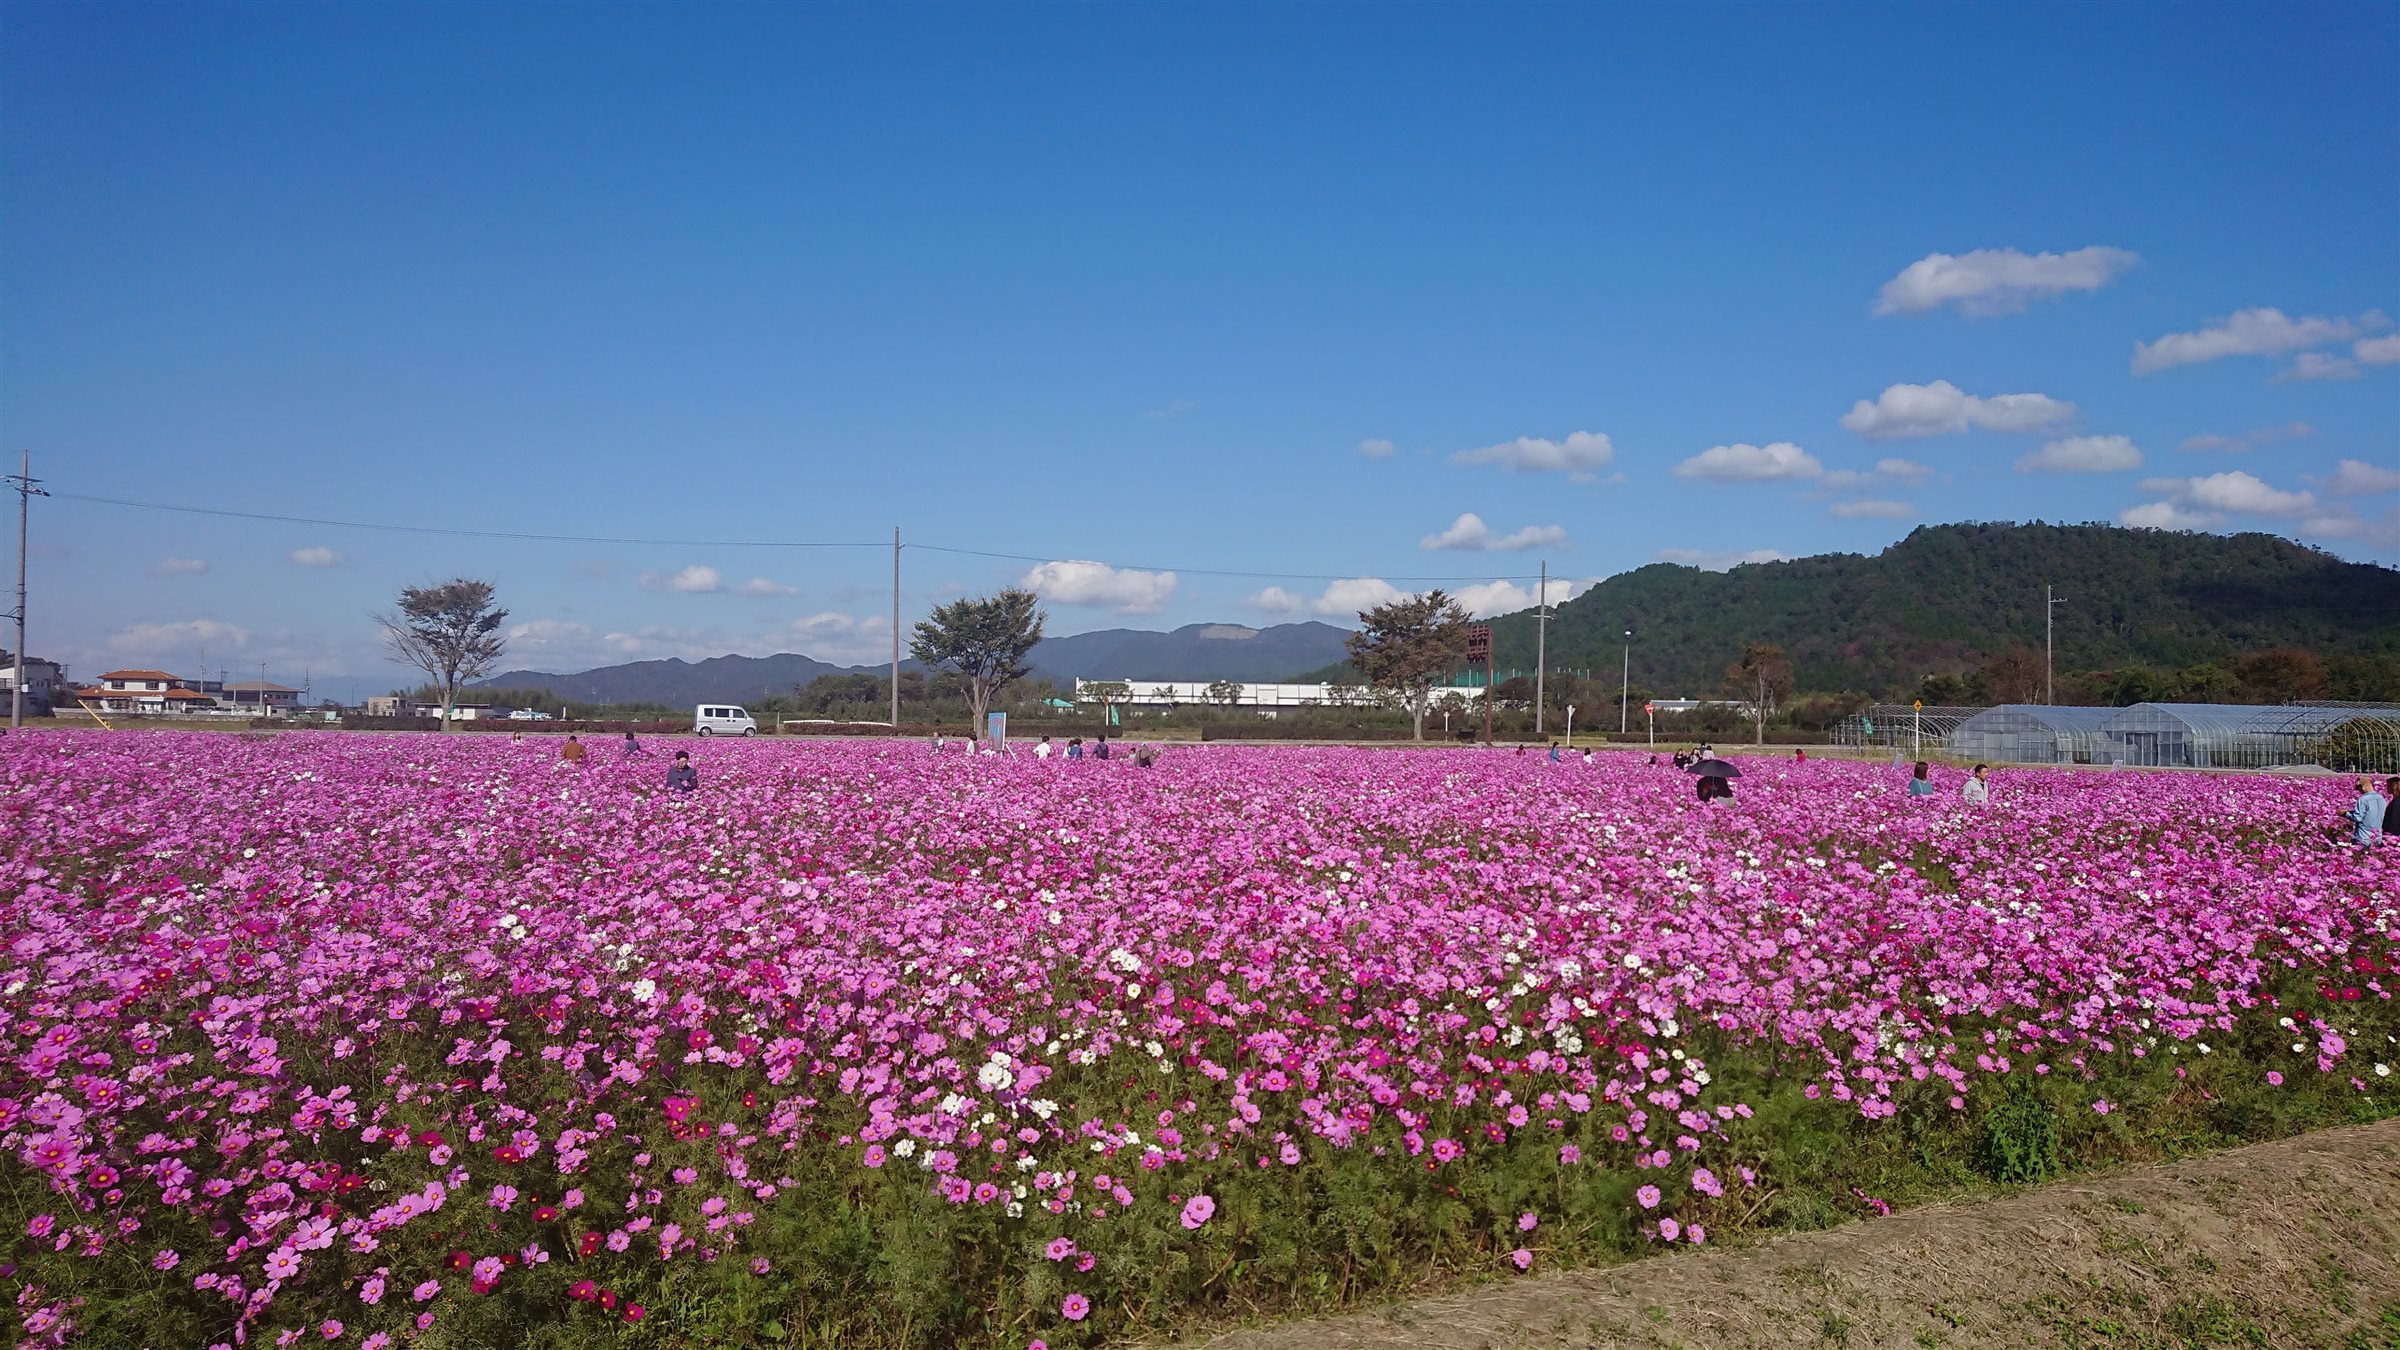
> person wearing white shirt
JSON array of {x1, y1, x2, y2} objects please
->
[
  {"x1": 1962, "y1": 763, "x2": 1990, "y2": 805},
  {"x1": 1035, "y1": 736, "x2": 1054, "y2": 760}
]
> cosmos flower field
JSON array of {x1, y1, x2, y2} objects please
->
[{"x1": 3, "y1": 732, "x2": 2395, "y2": 1349}]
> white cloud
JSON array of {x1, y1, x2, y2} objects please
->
[
  {"x1": 1874, "y1": 246, "x2": 2139, "y2": 317},
  {"x1": 2137, "y1": 470, "x2": 2318, "y2": 518},
  {"x1": 151, "y1": 557, "x2": 208, "y2": 576},
  {"x1": 2281, "y1": 351, "x2": 2360, "y2": 382},
  {"x1": 1419, "y1": 512, "x2": 1569, "y2": 551},
  {"x1": 2132, "y1": 307, "x2": 2387, "y2": 375},
  {"x1": 736, "y1": 577, "x2": 798, "y2": 597},
  {"x1": 505, "y1": 619, "x2": 596, "y2": 653},
  {"x1": 769, "y1": 611, "x2": 894, "y2": 663},
  {"x1": 1356, "y1": 437, "x2": 1398, "y2": 459},
  {"x1": 1828, "y1": 498, "x2": 1916, "y2": 520},
  {"x1": 106, "y1": 618, "x2": 250, "y2": 654},
  {"x1": 1839, "y1": 381, "x2": 2075, "y2": 438},
  {"x1": 288, "y1": 546, "x2": 342, "y2": 568},
  {"x1": 1451, "y1": 431, "x2": 1615, "y2": 478},
  {"x1": 2017, "y1": 435, "x2": 2143, "y2": 474},
  {"x1": 640, "y1": 565, "x2": 724, "y2": 593},
  {"x1": 2357, "y1": 335, "x2": 2400, "y2": 367},
  {"x1": 2178, "y1": 422, "x2": 2313, "y2": 453},
  {"x1": 1674, "y1": 441, "x2": 1823, "y2": 482},
  {"x1": 1656, "y1": 548, "x2": 1790, "y2": 572},
  {"x1": 2121, "y1": 501, "x2": 2226, "y2": 531},
  {"x1": 1244, "y1": 577, "x2": 1404, "y2": 619},
  {"x1": 2325, "y1": 459, "x2": 2400, "y2": 496},
  {"x1": 1451, "y1": 576, "x2": 1600, "y2": 619},
  {"x1": 1021, "y1": 560, "x2": 1179, "y2": 613},
  {"x1": 1823, "y1": 457, "x2": 1933, "y2": 489}
]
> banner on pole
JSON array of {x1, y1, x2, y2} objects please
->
[{"x1": 986, "y1": 711, "x2": 1007, "y2": 752}]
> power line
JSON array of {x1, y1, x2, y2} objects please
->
[
  {"x1": 53, "y1": 492, "x2": 886, "y2": 549},
  {"x1": 57, "y1": 490, "x2": 1552, "y2": 584}
]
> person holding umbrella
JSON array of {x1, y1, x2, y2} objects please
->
[{"x1": 1685, "y1": 753, "x2": 1741, "y2": 803}]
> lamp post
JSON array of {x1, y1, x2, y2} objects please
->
[
  {"x1": 1566, "y1": 703, "x2": 1575, "y2": 748},
  {"x1": 1619, "y1": 629, "x2": 1632, "y2": 734}
]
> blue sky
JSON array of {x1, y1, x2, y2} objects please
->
[{"x1": 5, "y1": 2, "x2": 2395, "y2": 698}]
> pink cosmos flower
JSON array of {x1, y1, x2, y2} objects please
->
[
  {"x1": 1181, "y1": 1195, "x2": 1216, "y2": 1229},
  {"x1": 1658, "y1": 1218, "x2": 1680, "y2": 1241},
  {"x1": 1061, "y1": 1292, "x2": 1090, "y2": 1321},
  {"x1": 1635, "y1": 1185, "x2": 1662, "y2": 1210},
  {"x1": 1510, "y1": 1248, "x2": 1533, "y2": 1270},
  {"x1": 1517, "y1": 1212, "x2": 1538, "y2": 1232}
]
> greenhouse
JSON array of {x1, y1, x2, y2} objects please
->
[
  {"x1": 2093, "y1": 702, "x2": 2400, "y2": 771},
  {"x1": 1946, "y1": 704, "x2": 2121, "y2": 765}
]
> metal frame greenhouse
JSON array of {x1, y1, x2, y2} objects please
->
[
  {"x1": 1831, "y1": 704, "x2": 1987, "y2": 755},
  {"x1": 1946, "y1": 704, "x2": 2121, "y2": 765},
  {"x1": 2093, "y1": 702, "x2": 2400, "y2": 771}
]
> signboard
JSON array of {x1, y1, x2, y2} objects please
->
[
  {"x1": 1644, "y1": 701, "x2": 1654, "y2": 715},
  {"x1": 1913, "y1": 700, "x2": 1923, "y2": 710},
  {"x1": 985, "y1": 711, "x2": 1007, "y2": 752},
  {"x1": 1465, "y1": 626, "x2": 1492, "y2": 662}
]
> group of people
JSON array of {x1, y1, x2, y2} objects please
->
[
  {"x1": 931, "y1": 733, "x2": 1161, "y2": 768},
  {"x1": 2349, "y1": 776, "x2": 2399, "y2": 847},
  {"x1": 1905, "y1": 760, "x2": 1992, "y2": 803},
  {"x1": 554, "y1": 732, "x2": 699, "y2": 792}
]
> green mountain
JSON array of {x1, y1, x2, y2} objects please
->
[{"x1": 1481, "y1": 523, "x2": 2399, "y2": 696}]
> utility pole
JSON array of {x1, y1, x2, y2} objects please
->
[
  {"x1": 1533, "y1": 561, "x2": 1548, "y2": 737},
  {"x1": 891, "y1": 527, "x2": 901, "y2": 727},
  {"x1": 9, "y1": 451, "x2": 47, "y2": 730},
  {"x1": 2045, "y1": 585, "x2": 2067, "y2": 704},
  {"x1": 1619, "y1": 628, "x2": 1632, "y2": 735}
]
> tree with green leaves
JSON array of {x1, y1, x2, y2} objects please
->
[
  {"x1": 1345, "y1": 590, "x2": 1470, "y2": 741},
  {"x1": 378, "y1": 579, "x2": 508, "y2": 731},
  {"x1": 910, "y1": 588, "x2": 1046, "y2": 732},
  {"x1": 1722, "y1": 642, "x2": 1795, "y2": 745},
  {"x1": 1205, "y1": 678, "x2": 1243, "y2": 708},
  {"x1": 1079, "y1": 680, "x2": 1131, "y2": 724}
]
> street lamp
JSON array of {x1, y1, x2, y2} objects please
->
[
  {"x1": 1566, "y1": 703, "x2": 1576, "y2": 748},
  {"x1": 1619, "y1": 629, "x2": 1632, "y2": 734}
]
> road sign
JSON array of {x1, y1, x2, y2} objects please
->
[
  {"x1": 1913, "y1": 699, "x2": 1923, "y2": 710},
  {"x1": 1644, "y1": 701, "x2": 1654, "y2": 714},
  {"x1": 1465, "y1": 626, "x2": 1492, "y2": 662}
]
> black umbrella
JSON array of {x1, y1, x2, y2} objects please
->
[{"x1": 1684, "y1": 758, "x2": 1743, "y2": 778}]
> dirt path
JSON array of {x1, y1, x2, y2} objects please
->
[{"x1": 1175, "y1": 1119, "x2": 2400, "y2": 1350}]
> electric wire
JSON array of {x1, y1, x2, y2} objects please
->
[{"x1": 56, "y1": 491, "x2": 1553, "y2": 584}]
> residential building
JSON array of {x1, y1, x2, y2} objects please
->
[
  {"x1": 0, "y1": 656, "x2": 70, "y2": 708},
  {"x1": 220, "y1": 680, "x2": 301, "y2": 713}
]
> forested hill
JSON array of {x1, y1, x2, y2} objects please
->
[{"x1": 1486, "y1": 523, "x2": 2400, "y2": 695}]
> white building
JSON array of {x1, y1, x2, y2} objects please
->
[
  {"x1": 1073, "y1": 678, "x2": 1490, "y2": 719},
  {"x1": 0, "y1": 657, "x2": 70, "y2": 708}
]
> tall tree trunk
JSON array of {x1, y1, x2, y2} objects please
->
[
  {"x1": 441, "y1": 677, "x2": 456, "y2": 733},
  {"x1": 968, "y1": 681, "x2": 991, "y2": 739}
]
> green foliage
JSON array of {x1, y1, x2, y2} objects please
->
[
  {"x1": 1975, "y1": 1084, "x2": 2063, "y2": 1184},
  {"x1": 1488, "y1": 523, "x2": 2400, "y2": 696}
]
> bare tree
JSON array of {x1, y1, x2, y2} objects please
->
[
  {"x1": 1345, "y1": 590, "x2": 1471, "y2": 741},
  {"x1": 910, "y1": 588, "x2": 1046, "y2": 731},
  {"x1": 1721, "y1": 642, "x2": 1795, "y2": 746},
  {"x1": 379, "y1": 579, "x2": 508, "y2": 731}
]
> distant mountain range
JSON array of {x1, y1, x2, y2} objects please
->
[{"x1": 470, "y1": 621, "x2": 1354, "y2": 707}]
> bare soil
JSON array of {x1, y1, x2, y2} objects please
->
[{"x1": 1173, "y1": 1118, "x2": 2400, "y2": 1350}]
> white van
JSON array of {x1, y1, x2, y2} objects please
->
[{"x1": 693, "y1": 704, "x2": 758, "y2": 737}]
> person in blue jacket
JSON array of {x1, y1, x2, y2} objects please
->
[
  {"x1": 2348, "y1": 776, "x2": 2386, "y2": 847},
  {"x1": 666, "y1": 750, "x2": 699, "y2": 793}
]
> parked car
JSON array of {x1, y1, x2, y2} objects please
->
[
  {"x1": 506, "y1": 709, "x2": 555, "y2": 721},
  {"x1": 694, "y1": 704, "x2": 757, "y2": 736}
]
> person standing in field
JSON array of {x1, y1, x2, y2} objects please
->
[
  {"x1": 2348, "y1": 777, "x2": 2386, "y2": 847},
  {"x1": 666, "y1": 750, "x2": 699, "y2": 793},
  {"x1": 560, "y1": 735, "x2": 586, "y2": 764},
  {"x1": 1035, "y1": 736, "x2": 1054, "y2": 761},
  {"x1": 1907, "y1": 761, "x2": 1935, "y2": 797},
  {"x1": 1962, "y1": 763, "x2": 1990, "y2": 805}
]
